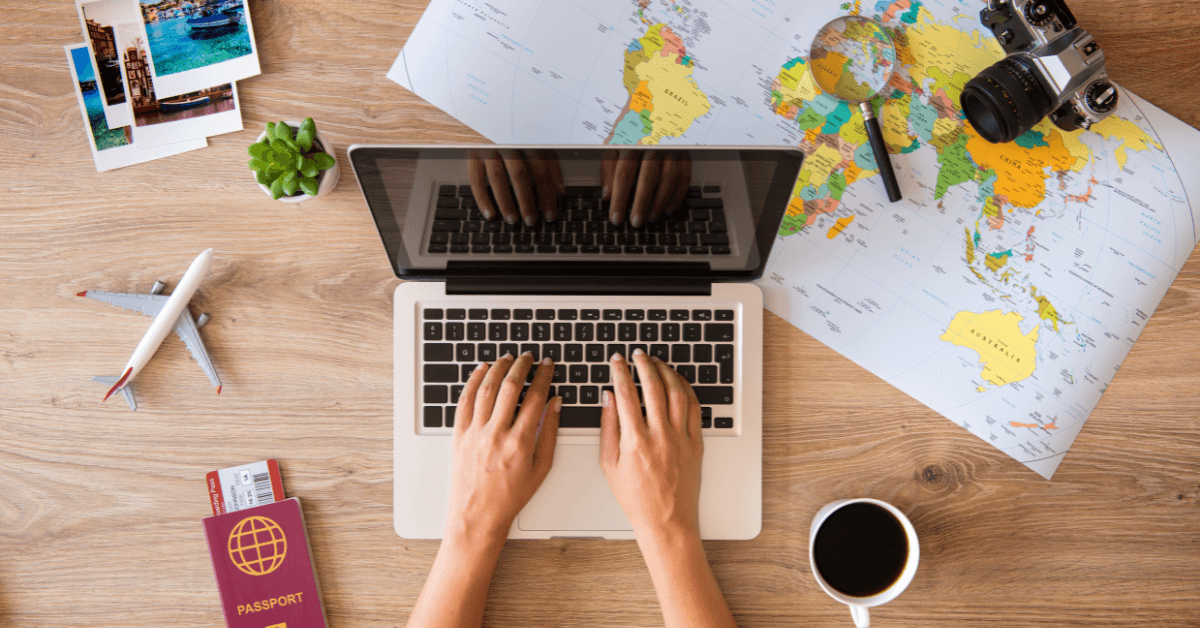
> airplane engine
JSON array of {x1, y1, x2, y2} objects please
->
[
  {"x1": 196, "y1": 313, "x2": 210, "y2": 328},
  {"x1": 151, "y1": 280, "x2": 166, "y2": 295}
]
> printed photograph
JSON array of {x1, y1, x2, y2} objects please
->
[
  {"x1": 69, "y1": 44, "x2": 131, "y2": 151},
  {"x1": 116, "y1": 22, "x2": 242, "y2": 147},
  {"x1": 139, "y1": 0, "x2": 253, "y2": 77},
  {"x1": 78, "y1": 0, "x2": 143, "y2": 128},
  {"x1": 66, "y1": 43, "x2": 207, "y2": 172}
]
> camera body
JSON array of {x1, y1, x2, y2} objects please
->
[{"x1": 961, "y1": 0, "x2": 1118, "y2": 144}]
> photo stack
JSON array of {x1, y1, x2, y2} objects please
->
[{"x1": 69, "y1": 0, "x2": 261, "y2": 171}]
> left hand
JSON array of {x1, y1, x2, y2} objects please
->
[
  {"x1": 602, "y1": 150, "x2": 692, "y2": 227},
  {"x1": 445, "y1": 353, "x2": 562, "y2": 540}
]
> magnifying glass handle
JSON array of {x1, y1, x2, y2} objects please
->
[{"x1": 860, "y1": 102, "x2": 903, "y2": 203}]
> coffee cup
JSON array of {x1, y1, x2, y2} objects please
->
[{"x1": 808, "y1": 498, "x2": 919, "y2": 628}]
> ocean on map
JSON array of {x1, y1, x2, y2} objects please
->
[
  {"x1": 144, "y1": 7, "x2": 251, "y2": 76},
  {"x1": 82, "y1": 87, "x2": 130, "y2": 151}
]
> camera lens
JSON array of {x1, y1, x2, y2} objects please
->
[{"x1": 960, "y1": 56, "x2": 1052, "y2": 143}]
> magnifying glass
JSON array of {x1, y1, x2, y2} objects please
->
[{"x1": 809, "y1": 16, "x2": 903, "y2": 203}]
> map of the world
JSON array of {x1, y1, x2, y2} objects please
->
[{"x1": 390, "y1": 0, "x2": 1200, "y2": 478}]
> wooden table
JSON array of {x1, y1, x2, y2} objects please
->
[{"x1": 3, "y1": 1, "x2": 1199, "y2": 626}]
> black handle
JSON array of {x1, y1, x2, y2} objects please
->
[{"x1": 864, "y1": 112, "x2": 903, "y2": 203}]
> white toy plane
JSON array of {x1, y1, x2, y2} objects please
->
[{"x1": 79, "y1": 248, "x2": 221, "y2": 410}]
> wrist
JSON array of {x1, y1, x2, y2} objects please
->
[
  {"x1": 443, "y1": 517, "x2": 511, "y2": 555},
  {"x1": 636, "y1": 522, "x2": 704, "y2": 561}
]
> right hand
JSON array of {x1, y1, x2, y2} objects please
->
[
  {"x1": 601, "y1": 150, "x2": 692, "y2": 228},
  {"x1": 600, "y1": 349, "x2": 704, "y2": 538},
  {"x1": 468, "y1": 149, "x2": 564, "y2": 226}
]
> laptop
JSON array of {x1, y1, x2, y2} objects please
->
[{"x1": 349, "y1": 145, "x2": 804, "y2": 540}]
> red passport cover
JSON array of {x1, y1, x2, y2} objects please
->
[{"x1": 203, "y1": 497, "x2": 328, "y2": 628}]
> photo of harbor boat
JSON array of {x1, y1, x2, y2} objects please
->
[
  {"x1": 117, "y1": 22, "x2": 241, "y2": 147},
  {"x1": 139, "y1": 0, "x2": 252, "y2": 77}
]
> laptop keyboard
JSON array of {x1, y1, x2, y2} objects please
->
[
  {"x1": 428, "y1": 184, "x2": 731, "y2": 256},
  {"x1": 419, "y1": 305, "x2": 738, "y2": 434}
]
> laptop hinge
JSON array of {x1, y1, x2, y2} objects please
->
[{"x1": 446, "y1": 275, "x2": 712, "y2": 296}]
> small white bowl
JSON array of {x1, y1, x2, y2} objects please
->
[{"x1": 253, "y1": 121, "x2": 341, "y2": 203}]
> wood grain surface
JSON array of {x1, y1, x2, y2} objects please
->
[{"x1": 2, "y1": 1, "x2": 1199, "y2": 626}]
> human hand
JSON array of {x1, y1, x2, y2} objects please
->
[
  {"x1": 600, "y1": 349, "x2": 704, "y2": 539},
  {"x1": 601, "y1": 150, "x2": 692, "y2": 228},
  {"x1": 468, "y1": 149, "x2": 564, "y2": 226},
  {"x1": 446, "y1": 353, "x2": 562, "y2": 540}
]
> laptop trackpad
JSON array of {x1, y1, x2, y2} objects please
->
[{"x1": 518, "y1": 445, "x2": 632, "y2": 532}]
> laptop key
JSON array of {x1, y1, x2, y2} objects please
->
[
  {"x1": 436, "y1": 197, "x2": 460, "y2": 209},
  {"x1": 457, "y1": 184, "x2": 473, "y2": 197},
  {"x1": 559, "y1": 385, "x2": 578, "y2": 405},
  {"x1": 428, "y1": 243, "x2": 448, "y2": 254},
  {"x1": 424, "y1": 406, "x2": 443, "y2": 428},
  {"x1": 565, "y1": 344, "x2": 583, "y2": 362},
  {"x1": 432, "y1": 220, "x2": 461, "y2": 232},
  {"x1": 438, "y1": 185, "x2": 456, "y2": 197},
  {"x1": 582, "y1": 309, "x2": 601, "y2": 320},
  {"x1": 537, "y1": 245, "x2": 557, "y2": 254},
  {"x1": 424, "y1": 385, "x2": 448, "y2": 404},
  {"x1": 467, "y1": 323, "x2": 486, "y2": 341},
  {"x1": 520, "y1": 344, "x2": 540, "y2": 363},
  {"x1": 451, "y1": 385, "x2": 464, "y2": 403},
  {"x1": 618, "y1": 323, "x2": 637, "y2": 341},
  {"x1": 424, "y1": 343, "x2": 453, "y2": 361},
  {"x1": 676, "y1": 364, "x2": 696, "y2": 384},
  {"x1": 689, "y1": 246, "x2": 709, "y2": 255},
  {"x1": 490, "y1": 309, "x2": 511, "y2": 320},
  {"x1": 717, "y1": 345, "x2": 734, "y2": 384},
  {"x1": 516, "y1": 245, "x2": 535, "y2": 253},
  {"x1": 447, "y1": 309, "x2": 466, "y2": 320},
  {"x1": 603, "y1": 245, "x2": 622, "y2": 254},
  {"x1": 576, "y1": 323, "x2": 594, "y2": 342},
  {"x1": 423, "y1": 322, "x2": 443, "y2": 341},
  {"x1": 597, "y1": 323, "x2": 616, "y2": 341},
  {"x1": 463, "y1": 221, "x2": 482, "y2": 233},
  {"x1": 471, "y1": 244, "x2": 490, "y2": 254},
  {"x1": 607, "y1": 344, "x2": 626, "y2": 360},
  {"x1": 445, "y1": 406, "x2": 457, "y2": 428},
  {"x1": 554, "y1": 323, "x2": 573, "y2": 342},
  {"x1": 662, "y1": 323, "x2": 680, "y2": 342},
  {"x1": 591, "y1": 365, "x2": 610, "y2": 383},
  {"x1": 716, "y1": 310, "x2": 734, "y2": 321},
  {"x1": 533, "y1": 323, "x2": 551, "y2": 341},
  {"x1": 557, "y1": 309, "x2": 579, "y2": 321},
  {"x1": 693, "y1": 310, "x2": 713, "y2": 321},
  {"x1": 649, "y1": 310, "x2": 667, "y2": 321},
  {"x1": 698, "y1": 365, "x2": 718, "y2": 384},
  {"x1": 435, "y1": 208, "x2": 467, "y2": 220},
  {"x1": 499, "y1": 343, "x2": 519, "y2": 358},
  {"x1": 585, "y1": 344, "x2": 605, "y2": 362},
  {"x1": 552, "y1": 363, "x2": 566, "y2": 383},
  {"x1": 469, "y1": 309, "x2": 488, "y2": 320},
  {"x1": 582, "y1": 245, "x2": 601, "y2": 254},
  {"x1": 450, "y1": 233, "x2": 470, "y2": 244},
  {"x1": 511, "y1": 323, "x2": 529, "y2": 341},
  {"x1": 639, "y1": 323, "x2": 658, "y2": 342},
  {"x1": 430, "y1": 233, "x2": 450, "y2": 245},
  {"x1": 671, "y1": 344, "x2": 690, "y2": 363},
  {"x1": 478, "y1": 343, "x2": 497, "y2": 362},
  {"x1": 694, "y1": 386, "x2": 734, "y2": 405},
  {"x1": 603, "y1": 309, "x2": 623, "y2": 320},
  {"x1": 560, "y1": 406, "x2": 602, "y2": 428},
  {"x1": 543, "y1": 344, "x2": 562, "y2": 362},
  {"x1": 580, "y1": 386, "x2": 600, "y2": 404},
  {"x1": 445, "y1": 322, "x2": 465, "y2": 341},
  {"x1": 462, "y1": 363, "x2": 481, "y2": 381},
  {"x1": 456, "y1": 344, "x2": 475, "y2": 362},
  {"x1": 693, "y1": 344, "x2": 712, "y2": 362},
  {"x1": 489, "y1": 323, "x2": 507, "y2": 342},
  {"x1": 700, "y1": 234, "x2": 729, "y2": 246},
  {"x1": 625, "y1": 309, "x2": 645, "y2": 321},
  {"x1": 705, "y1": 323, "x2": 735, "y2": 342},
  {"x1": 569, "y1": 364, "x2": 588, "y2": 383},
  {"x1": 684, "y1": 324, "x2": 702, "y2": 342},
  {"x1": 424, "y1": 364, "x2": 458, "y2": 383},
  {"x1": 536, "y1": 309, "x2": 556, "y2": 320},
  {"x1": 701, "y1": 416, "x2": 712, "y2": 429},
  {"x1": 493, "y1": 245, "x2": 513, "y2": 253},
  {"x1": 650, "y1": 345, "x2": 669, "y2": 361},
  {"x1": 715, "y1": 417, "x2": 733, "y2": 429},
  {"x1": 670, "y1": 309, "x2": 690, "y2": 321}
]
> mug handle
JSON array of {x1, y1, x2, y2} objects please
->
[{"x1": 851, "y1": 605, "x2": 869, "y2": 628}]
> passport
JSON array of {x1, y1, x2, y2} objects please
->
[{"x1": 203, "y1": 497, "x2": 328, "y2": 628}]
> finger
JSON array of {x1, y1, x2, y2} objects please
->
[
  {"x1": 609, "y1": 150, "x2": 642, "y2": 225},
  {"x1": 455, "y1": 361, "x2": 489, "y2": 434},
  {"x1": 473, "y1": 353, "x2": 514, "y2": 428},
  {"x1": 633, "y1": 349, "x2": 669, "y2": 434},
  {"x1": 600, "y1": 390, "x2": 620, "y2": 471},
  {"x1": 469, "y1": 150, "x2": 498, "y2": 220},
  {"x1": 652, "y1": 358, "x2": 689, "y2": 435},
  {"x1": 533, "y1": 396, "x2": 562, "y2": 481},
  {"x1": 651, "y1": 153, "x2": 681, "y2": 221},
  {"x1": 684, "y1": 372, "x2": 703, "y2": 445},
  {"x1": 600, "y1": 150, "x2": 618, "y2": 200},
  {"x1": 547, "y1": 151, "x2": 565, "y2": 197},
  {"x1": 514, "y1": 357, "x2": 556, "y2": 443},
  {"x1": 500, "y1": 149, "x2": 538, "y2": 226},
  {"x1": 524, "y1": 150, "x2": 558, "y2": 223},
  {"x1": 485, "y1": 152, "x2": 520, "y2": 225},
  {"x1": 630, "y1": 151, "x2": 662, "y2": 228},
  {"x1": 488, "y1": 351, "x2": 535, "y2": 430},
  {"x1": 663, "y1": 153, "x2": 691, "y2": 217},
  {"x1": 609, "y1": 352, "x2": 647, "y2": 440}
]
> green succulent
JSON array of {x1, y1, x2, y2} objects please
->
[{"x1": 247, "y1": 118, "x2": 336, "y2": 199}]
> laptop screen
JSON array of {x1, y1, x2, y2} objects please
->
[{"x1": 349, "y1": 146, "x2": 803, "y2": 282}]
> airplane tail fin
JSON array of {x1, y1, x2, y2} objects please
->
[
  {"x1": 94, "y1": 373, "x2": 138, "y2": 411},
  {"x1": 102, "y1": 367, "x2": 133, "y2": 402}
]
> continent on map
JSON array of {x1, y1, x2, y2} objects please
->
[
  {"x1": 607, "y1": 22, "x2": 711, "y2": 145},
  {"x1": 941, "y1": 310, "x2": 1040, "y2": 387}
]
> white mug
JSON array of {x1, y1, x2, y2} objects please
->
[{"x1": 808, "y1": 498, "x2": 920, "y2": 628}]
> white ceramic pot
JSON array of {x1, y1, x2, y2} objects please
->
[{"x1": 254, "y1": 121, "x2": 341, "y2": 203}]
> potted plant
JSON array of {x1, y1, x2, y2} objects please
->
[{"x1": 247, "y1": 118, "x2": 339, "y2": 202}]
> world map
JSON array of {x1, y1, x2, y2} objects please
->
[{"x1": 389, "y1": 0, "x2": 1200, "y2": 478}]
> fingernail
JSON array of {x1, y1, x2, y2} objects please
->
[
  {"x1": 524, "y1": 216, "x2": 536, "y2": 227},
  {"x1": 631, "y1": 216, "x2": 642, "y2": 228},
  {"x1": 501, "y1": 352, "x2": 513, "y2": 359},
  {"x1": 602, "y1": 391, "x2": 612, "y2": 407},
  {"x1": 505, "y1": 214, "x2": 518, "y2": 224},
  {"x1": 541, "y1": 356, "x2": 552, "y2": 365},
  {"x1": 544, "y1": 211, "x2": 555, "y2": 222},
  {"x1": 610, "y1": 211, "x2": 619, "y2": 224},
  {"x1": 478, "y1": 361, "x2": 488, "y2": 370},
  {"x1": 601, "y1": 185, "x2": 609, "y2": 198},
  {"x1": 611, "y1": 352, "x2": 625, "y2": 363},
  {"x1": 482, "y1": 209, "x2": 494, "y2": 220},
  {"x1": 521, "y1": 350, "x2": 533, "y2": 358},
  {"x1": 633, "y1": 348, "x2": 645, "y2": 357},
  {"x1": 553, "y1": 397, "x2": 563, "y2": 411}
]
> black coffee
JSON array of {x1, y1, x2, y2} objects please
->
[{"x1": 813, "y1": 502, "x2": 909, "y2": 598}]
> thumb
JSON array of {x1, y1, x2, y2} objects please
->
[
  {"x1": 599, "y1": 390, "x2": 619, "y2": 472},
  {"x1": 533, "y1": 397, "x2": 562, "y2": 480}
]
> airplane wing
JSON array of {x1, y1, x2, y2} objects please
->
[
  {"x1": 80, "y1": 290, "x2": 170, "y2": 318},
  {"x1": 173, "y1": 309, "x2": 222, "y2": 390}
]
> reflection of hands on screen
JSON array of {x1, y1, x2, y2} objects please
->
[
  {"x1": 468, "y1": 149, "x2": 564, "y2": 226},
  {"x1": 468, "y1": 149, "x2": 692, "y2": 228},
  {"x1": 602, "y1": 150, "x2": 691, "y2": 228}
]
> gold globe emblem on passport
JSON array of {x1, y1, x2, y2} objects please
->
[{"x1": 227, "y1": 515, "x2": 288, "y2": 576}]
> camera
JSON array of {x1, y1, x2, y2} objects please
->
[{"x1": 961, "y1": 0, "x2": 1118, "y2": 144}]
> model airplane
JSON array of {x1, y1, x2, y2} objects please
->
[{"x1": 78, "y1": 248, "x2": 221, "y2": 410}]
